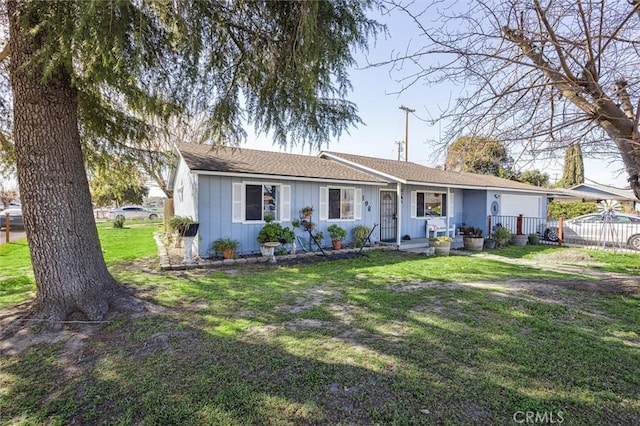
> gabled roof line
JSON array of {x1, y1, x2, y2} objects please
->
[
  {"x1": 319, "y1": 152, "x2": 407, "y2": 184},
  {"x1": 405, "y1": 180, "x2": 558, "y2": 194},
  {"x1": 188, "y1": 169, "x2": 386, "y2": 186}
]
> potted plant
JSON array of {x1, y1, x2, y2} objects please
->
[
  {"x1": 512, "y1": 232, "x2": 528, "y2": 246},
  {"x1": 290, "y1": 219, "x2": 301, "y2": 254},
  {"x1": 429, "y1": 236, "x2": 453, "y2": 255},
  {"x1": 301, "y1": 206, "x2": 314, "y2": 218},
  {"x1": 280, "y1": 227, "x2": 296, "y2": 253},
  {"x1": 352, "y1": 225, "x2": 371, "y2": 248},
  {"x1": 462, "y1": 227, "x2": 484, "y2": 251},
  {"x1": 528, "y1": 233, "x2": 540, "y2": 245},
  {"x1": 168, "y1": 215, "x2": 197, "y2": 236},
  {"x1": 312, "y1": 231, "x2": 324, "y2": 246},
  {"x1": 493, "y1": 225, "x2": 512, "y2": 248},
  {"x1": 302, "y1": 219, "x2": 316, "y2": 232},
  {"x1": 483, "y1": 237, "x2": 497, "y2": 249},
  {"x1": 212, "y1": 237, "x2": 239, "y2": 259},
  {"x1": 168, "y1": 215, "x2": 199, "y2": 263},
  {"x1": 327, "y1": 224, "x2": 347, "y2": 250},
  {"x1": 257, "y1": 216, "x2": 282, "y2": 244},
  {"x1": 256, "y1": 216, "x2": 296, "y2": 262}
]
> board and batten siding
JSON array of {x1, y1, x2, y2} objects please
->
[
  {"x1": 196, "y1": 175, "x2": 380, "y2": 256},
  {"x1": 402, "y1": 185, "x2": 462, "y2": 238}
]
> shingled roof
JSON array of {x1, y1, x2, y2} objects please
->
[
  {"x1": 175, "y1": 143, "x2": 384, "y2": 184},
  {"x1": 321, "y1": 151, "x2": 553, "y2": 193}
]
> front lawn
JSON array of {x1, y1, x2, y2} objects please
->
[
  {"x1": 0, "y1": 221, "x2": 160, "y2": 308},
  {"x1": 1, "y1": 230, "x2": 639, "y2": 424}
]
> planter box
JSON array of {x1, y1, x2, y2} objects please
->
[{"x1": 463, "y1": 237, "x2": 484, "y2": 251}]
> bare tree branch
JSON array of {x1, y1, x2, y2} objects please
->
[{"x1": 377, "y1": 0, "x2": 640, "y2": 198}]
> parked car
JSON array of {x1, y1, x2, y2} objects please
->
[
  {"x1": 0, "y1": 207, "x2": 24, "y2": 228},
  {"x1": 108, "y1": 205, "x2": 160, "y2": 221},
  {"x1": 540, "y1": 213, "x2": 640, "y2": 250}
]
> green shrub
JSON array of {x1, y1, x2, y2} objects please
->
[
  {"x1": 257, "y1": 217, "x2": 295, "y2": 244},
  {"x1": 493, "y1": 226, "x2": 512, "y2": 247},
  {"x1": 113, "y1": 216, "x2": 125, "y2": 228},
  {"x1": 352, "y1": 225, "x2": 371, "y2": 247},
  {"x1": 547, "y1": 201, "x2": 597, "y2": 219}
]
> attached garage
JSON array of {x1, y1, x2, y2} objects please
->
[{"x1": 500, "y1": 194, "x2": 542, "y2": 217}]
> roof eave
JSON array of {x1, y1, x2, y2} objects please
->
[{"x1": 190, "y1": 169, "x2": 387, "y2": 186}]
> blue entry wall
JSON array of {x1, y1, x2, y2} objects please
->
[
  {"x1": 461, "y1": 189, "x2": 488, "y2": 233},
  {"x1": 196, "y1": 174, "x2": 381, "y2": 256},
  {"x1": 398, "y1": 184, "x2": 464, "y2": 239}
]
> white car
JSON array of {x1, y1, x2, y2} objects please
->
[
  {"x1": 0, "y1": 207, "x2": 24, "y2": 228},
  {"x1": 108, "y1": 205, "x2": 160, "y2": 221},
  {"x1": 540, "y1": 213, "x2": 640, "y2": 250}
]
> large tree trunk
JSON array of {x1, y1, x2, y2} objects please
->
[{"x1": 8, "y1": 1, "x2": 127, "y2": 329}]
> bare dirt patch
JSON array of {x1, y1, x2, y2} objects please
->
[{"x1": 531, "y1": 249, "x2": 603, "y2": 266}]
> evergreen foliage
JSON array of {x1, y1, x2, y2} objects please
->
[
  {"x1": 89, "y1": 161, "x2": 148, "y2": 207},
  {"x1": 2, "y1": 0, "x2": 381, "y2": 155},
  {"x1": 516, "y1": 170, "x2": 550, "y2": 187},
  {"x1": 557, "y1": 143, "x2": 585, "y2": 188},
  {"x1": 546, "y1": 202, "x2": 597, "y2": 220},
  {"x1": 445, "y1": 136, "x2": 513, "y2": 177}
]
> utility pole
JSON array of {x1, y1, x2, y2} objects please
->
[
  {"x1": 399, "y1": 105, "x2": 415, "y2": 162},
  {"x1": 395, "y1": 141, "x2": 404, "y2": 161}
]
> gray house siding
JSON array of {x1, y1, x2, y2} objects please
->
[{"x1": 196, "y1": 174, "x2": 380, "y2": 256}]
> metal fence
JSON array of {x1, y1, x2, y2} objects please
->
[{"x1": 488, "y1": 214, "x2": 640, "y2": 252}]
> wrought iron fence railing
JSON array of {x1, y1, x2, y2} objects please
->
[{"x1": 488, "y1": 214, "x2": 640, "y2": 252}]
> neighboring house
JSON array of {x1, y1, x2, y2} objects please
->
[
  {"x1": 552, "y1": 182, "x2": 639, "y2": 212},
  {"x1": 171, "y1": 143, "x2": 555, "y2": 256}
]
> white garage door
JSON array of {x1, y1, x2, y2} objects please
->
[{"x1": 501, "y1": 195, "x2": 541, "y2": 217}]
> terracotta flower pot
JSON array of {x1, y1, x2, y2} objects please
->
[{"x1": 332, "y1": 240, "x2": 342, "y2": 250}]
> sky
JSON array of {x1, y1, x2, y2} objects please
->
[{"x1": 241, "y1": 4, "x2": 630, "y2": 189}]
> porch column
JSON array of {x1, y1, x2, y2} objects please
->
[
  {"x1": 396, "y1": 182, "x2": 402, "y2": 247},
  {"x1": 446, "y1": 187, "x2": 451, "y2": 237}
]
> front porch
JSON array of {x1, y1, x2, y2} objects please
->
[{"x1": 381, "y1": 236, "x2": 464, "y2": 253}]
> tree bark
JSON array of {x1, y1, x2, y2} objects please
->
[{"x1": 8, "y1": 1, "x2": 127, "y2": 329}]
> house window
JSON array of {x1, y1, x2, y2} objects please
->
[
  {"x1": 416, "y1": 192, "x2": 447, "y2": 217},
  {"x1": 328, "y1": 187, "x2": 355, "y2": 220},
  {"x1": 245, "y1": 184, "x2": 279, "y2": 221}
]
